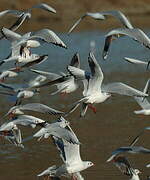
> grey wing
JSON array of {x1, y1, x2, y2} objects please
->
[
  {"x1": 0, "y1": 10, "x2": 24, "y2": 17},
  {"x1": 30, "y1": 69, "x2": 61, "y2": 80},
  {"x1": 134, "y1": 97, "x2": 150, "y2": 109},
  {"x1": 87, "y1": 52, "x2": 103, "y2": 93},
  {"x1": 20, "y1": 55, "x2": 48, "y2": 69},
  {"x1": 69, "y1": 53, "x2": 80, "y2": 68},
  {"x1": 68, "y1": 15, "x2": 86, "y2": 34},
  {"x1": 1, "y1": 27, "x2": 21, "y2": 42},
  {"x1": 107, "y1": 146, "x2": 150, "y2": 162},
  {"x1": 20, "y1": 103, "x2": 64, "y2": 115},
  {"x1": 0, "y1": 82, "x2": 16, "y2": 91},
  {"x1": 100, "y1": 10, "x2": 133, "y2": 29},
  {"x1": 124, "y1": 57, "x2": 148, "y2": 65},
  {"x1": 103, "y1": 28, "x2": 150, "y2": 59},
  {"x1": 62, "y1": 125, "x2": 82, "y2": 165},
  {"x1": 102, "y1": 82, "x2": 148, "y2": 97},
  {"x1": 31, "y1": 3, "x2": 56, "y2": 14},
  {"x1": 106, "y1": 28, "x2": 150, "y2": 49},
  {"x1": 52, "y1": 136, "x2": 66, "y2": 162},
  {"x1": 50, "y1": 126, "x2": 80, "y2": 144},
  {"x1": 9, "y1": 13, "x2": 31, "y2": 32},
  {"x1": 31, "y1": 29, "x2": 67, "y2": 48},
  {"x1": 68, "y1": 13, "x2": 105, "y2": 33}
]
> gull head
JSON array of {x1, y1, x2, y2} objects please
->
[
  {"x1": 133, "y1": 169, "x2": 142, "y2": 175},
  {"x1": 84, "y1": 161, "x2": 94, "y2": 168}
]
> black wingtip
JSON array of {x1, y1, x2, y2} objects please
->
[{"x1": 146, "y1": 61, "x2": 150, "y2": 71}]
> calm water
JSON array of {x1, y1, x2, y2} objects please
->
[{"x1": 1, "y1": 31, "x2": 150, "y2": 180}]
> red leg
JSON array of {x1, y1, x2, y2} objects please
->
[
  {"x1": 60, "y1": 92, "x2": 67, "y2": 97},
  {"x1": 88, "y1": 104, "x2": 97, "y2": 113}
]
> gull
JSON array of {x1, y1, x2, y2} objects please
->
[
  {"x1": 0, "y1": 27, "x2": 66, "y2": 67},
  {"x1": 125, "y1": 57, "x2": 150, "y2": 70},
  {"x1": 0, "y1": 69, "x2": 19, "y2": 82},
  {"x1": 107, "y1": 128, "x2": 150, "y2": 163},
  {"x1": 0, "y1": 115, "x2": 45, "y2": 131},
  {"x1": 0, "y1": 3, "x2": 56, "y2": 39},
  {"x1": 134, "y1": 79, "x2": 150, "y2": 115},
  {"x1": 0, "y1": 54, "x2": 48, "y2": 71},
  {"x1": 1, "y1": 27, "x2": 67, "y2": 51},
  {"x1": 0, "y1": 81, "x2": 41, "y2": 105},
  {"x1": 67, "y1": 52, "x2": 148, "y2": 117},
  {"x1": 108, "y1": 155, "x2": 141, "y2": 180},
  {"x1": 34, "y1": 116, "x2": 80, "y2": 144},
  {"x1": 5, "y1": 103, "x2": 64, "y2": 118},
  {"x1": 68, "y1": 10, "x2": 133, "y2": 34},
  {"x1": 0, "y1": 127, "x2": 23, "y2": 148},
  {"x1": 102, "y1": 28, "x2": 150, "y2": 60},
  {"x1": 30, "y1": 53, "x2": 80, "y2": 95},
  {"x1": 37, "y1": 119, "x2": 94, "y2": 180},
  {"x1": 0, "y1": 73, "x2": 48, "y2": 104}
]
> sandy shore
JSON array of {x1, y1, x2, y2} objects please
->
[{"x1": 0, "y1": 0, "x2": 150, "y2": 32}]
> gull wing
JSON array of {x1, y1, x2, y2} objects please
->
[
  {"x1": 69, "y1": 53, "x2": 80, "y2": 68},
  {"x1": 100, "y1": 10, "x2": 133, "y2": 29},
  {"x1": 87, "y1": 52, "x2": 103, "y2": 94},
  {"x1": 20, "y1": 55, "x2": 48, "y2": 69},
  {"x1": 31, "y1": 3, "x2": 56, "y2": 14},
  {"x1": 68, "y1": 12, "x2": 105, "y2": 33},
  {"x1": 34, "y1": 76, "x2": 70, "y2": 88},
  {"x1": 134, "y1": 97, "x2": 150, "y2": 110},
  {"x1": 1, "y1": 27, "x2": 21, "y2": 42},
  {"x1": 31, "y1": 29, "x2": 67, "y2": 48},
  {"x1": 30, "y1": 69, "x2": 61, "y2": 80},
  {"x1": 102, "y1": 82, "x2": 148, "y2": 97},
  {"x1": 111, "y1": 156, "x2": 133, "y2": 176},
  {"x1": 107, "y1": 146, "x2": 150, "y2": 162},
  {"x1": 103, "y1": 28, "x2": 150, "y2": 59},
  {"x1": 124, "y1": 57, "x2": 148, "y2": 65},
  {"x1": 14, "y1": 115, "x2": 45, "y2": 127},
  {"x1": 19, "y1": 103, "x2": 64, "y2": 115},
  {"x1": 62, "y1": 125, "x2": 82, "y2": 165}
]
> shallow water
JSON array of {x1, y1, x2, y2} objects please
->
[{"x1": 0, "y1": 31, "x2": 150, "y2": 180}]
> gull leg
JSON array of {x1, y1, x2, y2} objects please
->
[
  {"x1": 72, "y1": 174, "x2": 77, "y2": 180},
  {"x1": 88, "y1": 104, "x2": 96, "y2": 113},
  {"x1": 60, "y1": 92, "x2": 67, "y2": 97}
]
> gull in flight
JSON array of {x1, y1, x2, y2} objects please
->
[
  {"x1": 133, "y1": 79, "x2": 150, "y2": 115},
  {"x1": 107, "y1": 130, "x2": 150, "y2": 163},
  {"x1": 67, "y1": 52, "x2": 148, "y2": 117},
  {"x1": 0, "y1": 115, "x2": 79, "y2": 145},
  {"x1": 103, "y1": 28, "x2": 150, "y2": 60},
  {"x1": 30, "y1": 53, "x2": 80, "y2": 95},
  {"x1": 125, "y1": 57, "x2": 150, "y2": 70},
  {"x1": 34, "y1": 116, "x2": 80, "y2": 144},
  {"x1": 37, "y1": 118, "x2": 93, "y2": 180},
  {"x1": 0, "y1": 68, "x2": 19, "y2": 82},
  {"x1": 0, "y1": 126, "x2": 23, "y2": 148},
  {"x1": 107, "y1": 155, "x2": 141, "y2": 180},
  {"x1": 5, "y1": 103, "x2": 64, "y2": 118},
  {"x1": 0, "y1": 3, "x2": 56, "y2": 39},
  {"x1": 68, "y1": 10, "x2": 133, "y2": 34}
]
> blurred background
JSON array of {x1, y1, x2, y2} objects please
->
[
  {"x1": 0, "y1": 0, "x2": 150, "y2": 32},
  {"x1": 1, "y1": 1, "x2": 150, "y2": 180}
]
